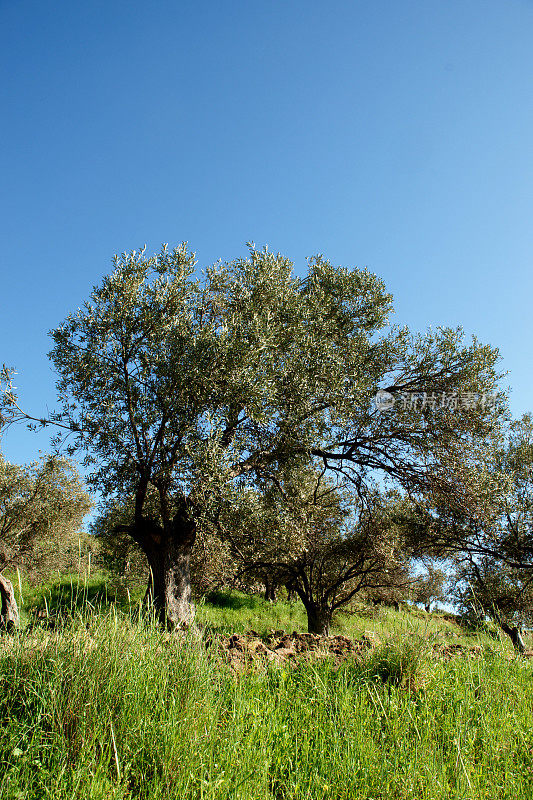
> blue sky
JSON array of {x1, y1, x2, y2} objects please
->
[{"x1": 1, "y1": 0, "x2": 532, "y2": 466}]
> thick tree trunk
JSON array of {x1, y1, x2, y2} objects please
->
[
  {"x1": 264, "y1": 577, "x2": 277, "y2": 603},
  {"x1": 304, "y1": 601, "x2": 332, "y2": 636},
  {"x1": 499, "y1": 620, "x2": 526, "y2": 654},
  {"x1": 490, "y1": 608, "x2": 526, "y2": 654},
  {"x1": 0, "y1": 575, "x2": 19, "y2": 631},
  {"x1": 286, "y1": 583, "x2": 296, "y2": 602},
  {"x1": 141, "y1": 516, "x2": 196, "y2": 629}
]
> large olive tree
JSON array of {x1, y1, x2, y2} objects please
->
[
  {"x1": 1, "y1": 243, "x2": 504, "y2": 628},
  {"x1": 91, "y1": 493, "x2": 234, "y2": 598}
]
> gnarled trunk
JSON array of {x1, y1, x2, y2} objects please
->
[
  {"x1": 0, "y1": 575, "x2": 19, "y2": 631},
  {"x1": 304, "y1": 600, "x2": 332, "y2": 636},
  {"x1": 490, "y1": 608, "x2": 526, "y2": 654},
  {"x1": 499, "y1": 620, "x2": 525, "y2": 654},
  {"x1": 140, "y1": 514, "x2": 196, "y2": 629},
  {"x1": 264, "y1": 576, "x2": 277, "y2": 603}
]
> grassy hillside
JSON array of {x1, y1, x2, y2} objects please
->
[{"x1": 1, "y1": 575, "x2": 532, "y2": 799}]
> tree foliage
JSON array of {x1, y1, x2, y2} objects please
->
[
  {"x1": 486, "y1": 414, "x2": 533, "y2": 570},
  {"x1": 453, "y1": 556, "x2": 533, "y2": 625},
  {"x1": 0, "y1": 244, "x2": 506, "y2": 626},
  {"x1": 0, "y1": 452, "x2": 92, "y2": 581},
  {"x1": 221, "y1": 467, "x2": 416, "y2": 633},
  {"x1": 428, "y1": 414, "x2": 533, "y2": 601}
]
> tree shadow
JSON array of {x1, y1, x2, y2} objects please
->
[
  {"x1": 204, "y1": 589, "x2": 264, "y2": 610},
  {"x1": 28, "y1": 576, "x2": 132, "y2": 624}
]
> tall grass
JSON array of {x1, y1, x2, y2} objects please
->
[{"x1": 1, "y1": 590, "x2": 533, "y2": 799}]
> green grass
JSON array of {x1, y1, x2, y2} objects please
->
[
  {"x1": 8, "y1": 572, "x2": 531, "y2": 650},
  {"x1": 1, "y1": 576, "x2": 532, "y2": 799}
]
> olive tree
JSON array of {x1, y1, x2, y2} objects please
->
[
  {"x1": 92, "y1": 494, "x2": 234, "y2": 597},
  {"x1": 412, "y1": 564, "x2": 447, "y2": 612},
  {"x1": 485, "y1": 414, "x2": 533, "y2": 571},
  {"x1": 438, "y1": 414, "x2": 533, "y2": 650},
  {"x1": 0, "y1": 451, "x2": 92, "y2": 628},
  {"x1": 451, "y1": 556, "x2": 533, "y2": 652},
  {"x1": 0, "y1": 451, "x2": 92, "y2": 580},
  {"x1": 221, "y1": 468, "x2": 413, "y2": 635},
  {"x1": 1, "y1": 243, "x2": 504, "y2": 628}
]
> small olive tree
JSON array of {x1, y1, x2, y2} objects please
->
[
  {"x1": 411, "y1": 564, "x2": 447, "y2": 612},
  {"x1": 423, "y1": 414, "x2": 533, "y2": 649},
  {"x1": 221, "y1": 469, "x2": 416, "y2": 635},
  {"x1": 0, "y1": 451, "x2": 92, "y2": 627},
  {"x1": 0, "y1": 451, "x2": 92, "y2": 580},
  {"x1": 452, "y1": 556, "x2": 533, "y2": 651}
]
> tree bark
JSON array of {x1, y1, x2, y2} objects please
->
[
  {"x1": 264, "y1": 577, "x2": 277, "y2": 603},
  {"x1": 490, "y1": 607, "x2": 526, "y2": 654},
  {"x1": 0, "y1": 575, "x2": 19, "y2": 631},
  {"x1": 304, "y1": 601, "x2": 332, "y2": 636},
  {"x1": 141, "y1": 515, "x2": 196, "y2": 629},
  {"x1": 499, "y1": 620, "x2": 526, "y2": 654}
]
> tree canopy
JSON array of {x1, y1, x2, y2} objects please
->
[
  {"x1": 0, "y1": 243, "x2": 506, "y2": 627},
  {"x1": 0, "y1": 451, "x2": 92, "y2": 582},
  {"x1": 220, "y1": 465, "x2": 413, "y2": 634}
]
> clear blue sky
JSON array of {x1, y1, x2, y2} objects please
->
[{"x1": 1, "y1": 0, "x2": 532, "y2": 466}]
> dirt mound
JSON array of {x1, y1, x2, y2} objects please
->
[
  {"x1": 438, "y1": 613, "x2": 461, "y2": 624},
  {"x1": 435, "y1": 643, "x2": 483, "y2": 661},
  {"x1": 216, "y1": 630, "x2": 380, "y2": 670},
  {"x1": 215, "y1": 630, "x2": 492, "y2": 671}
]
